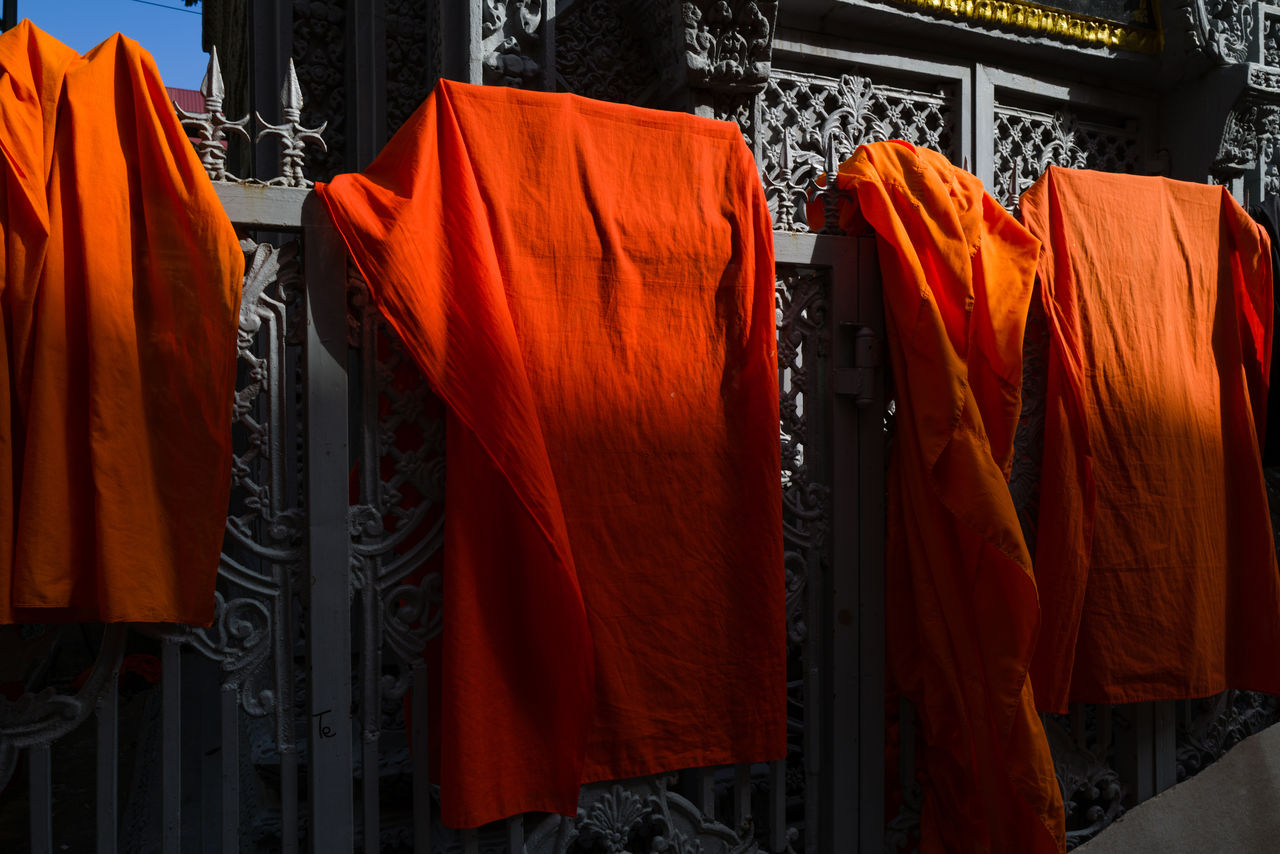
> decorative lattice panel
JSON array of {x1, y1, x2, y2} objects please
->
[
  {"x1": 760, "y1": 70, "x2": 957, "y2": 231},
  {"x1": 992, "y1": 104, "x2": 1145, "y2": 209}
]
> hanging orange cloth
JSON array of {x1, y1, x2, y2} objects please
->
[
  {"x1": 819, "y1": 141, "x2": 1064, "y2": 853},
  {"x1": 1021, "y1": 167, "x2": 1280, "y2": 711},
  {"x1": 316, "y1": 80, "x2": 784, "y2": 828},
  {"x1": 0, "y1": 21, "x2": 243, "y2": 624}
]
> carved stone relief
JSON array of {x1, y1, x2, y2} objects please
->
[
  {"x1": 292, "y1": 0, "x2": 346, "y2": 182},
  {"x1": 556, "y1": 0, "x2": 656, "y2": 104},
  {"x1": 1213, "y1": 100, "x2": 1280, "y2": 188},
  {"x1": 682, "y1": 0, "x2": 777, "y2": 94},
  {"x1": 1180, "y1": 0, "x2": 1254, "y2": 64},
  {"x1": 1265, "y1": 10, "x2": 1280, "y2": 66},
  {"x1": 386, "y1": 0, "x2": 434, "y2": 138},
  {"x1": 483, "y1": 0, "x2": 545, "y2": 87}
]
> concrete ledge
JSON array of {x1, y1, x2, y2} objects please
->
[{"x1": 1079, "y1": 721, "x2": 1280, "y2": 853}]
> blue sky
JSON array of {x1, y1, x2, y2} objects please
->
[{"x1": 20, "y1": 0, "x2": 208, "y2": 90}]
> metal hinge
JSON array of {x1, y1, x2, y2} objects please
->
[{"x1": 833, "y1": 322, "x2": 880, "y2": 408}]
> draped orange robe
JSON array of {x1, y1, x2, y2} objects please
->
[
  {"x1": 823, "y1": 141, "x2": 1064, "y2": 853},
  {"x1": 317, "y1": 80, "x2": 785, "y2": 828},
  {"x1": 1021, "y1": 167, "x2": 1280, "y2": 711},
  {"x1": 0, "y1": 22, "x2": 242, "y2": 624}
]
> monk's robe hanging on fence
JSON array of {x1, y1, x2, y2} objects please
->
[
  {"x1": 316, "y1": 79, "x2": 785, "y2": 828},
  {"x1": 817, "y1": 141, "x2": 1064, "y2": 853},
  {"x1": 1021, "y1": 167, "x2": 1280, "y2": 711},
  {"x1": 0, "y1": 21, "x2": 242, "y2": 624}
]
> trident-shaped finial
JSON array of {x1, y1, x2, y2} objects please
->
[
  {"x1": 280, "y1": 58, "x2": 303, "y2": 124},
  {"x1": 201, "y1": 45, "x2": 226, "y2": 113},
  {"x1": 257, "y1": 58, "x2": 327, "y2": 188},
  {"x1": 174, "y1": 45, "x2": 250, "y2": 182}
]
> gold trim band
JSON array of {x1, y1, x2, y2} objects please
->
[{"x1": 884, "y1": 0, "x2": 1163, "y2": 53}]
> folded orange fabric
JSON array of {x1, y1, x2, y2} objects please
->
[
  {"x1": 821, "y1": 141, "x2": 1064, "y2": 853},
  {"x1": 0, "y1": 21, "x2": 242, "y2": 624},
  {"x1": 316, "y1": 80, "x2": 785, "y2": 827},
  {"x1": 1021, "y1": 167, "x2": 1280, "y2": 711}
]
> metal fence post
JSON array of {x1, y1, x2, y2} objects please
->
[
  {"x1": 854, "y1": 236, "x2": 887, "y2": 854},
  {"x1": 303, "y1": 194, "x2": 355, "y2": 853}
]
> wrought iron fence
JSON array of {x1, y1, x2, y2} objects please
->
[
  {"x1": 2, "y1": 37, "x2": 1280, "y2": 854},
  {"x1": 0, "y1": 51, "x2": 877, "y2": 854}
]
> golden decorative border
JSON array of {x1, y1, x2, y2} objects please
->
[{"x1": 884, "y1": 0, "x2": 1163, "y2": 53}]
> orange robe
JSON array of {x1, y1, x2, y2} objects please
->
[
  {"x1": 1021, "y1": 167, "x2": 1280, "y2": 711},
  {"x1": 823, "y1": 141, "x2": 1064, "y2": 853},
  {"x1": 0, "y1": 22, "x2": 242, "y2": 625},
  {"x1": 316, "y1": 80, "x2": 785, "y2": 827}
]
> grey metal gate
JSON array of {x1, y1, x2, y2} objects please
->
[
  {"x1": 0, "y1": 50, "x2": 888, "y2": 853},
  {"x1": 9, "y1": 0, "x2": 1280, "y2": 849}
]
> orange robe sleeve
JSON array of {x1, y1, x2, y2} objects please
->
[
  {"x1": 1021, "y1": 167, "x2": 1280, "y2": 710},
  {"x1": 316, "y1": 80, "x2": 784, "y2": 827},
  {"x1": 823, "y1": 141, "x2": 1065, "y2": 853},
  {"x1": 0, "y1": 21, "x2": 243, "y2": 625}
]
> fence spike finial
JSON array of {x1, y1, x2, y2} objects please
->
[
  {"x1": 202, "y1": 45, "x2": 225, "y2": 112},
  {"x1": 280, "y1": 58, "x2": 303, "y2": 123},
  {"x1": 256, "y1": 56, "x2": 327, "y2": 188},
  {"x1": 174, "y1": 44, "x2": 250, "y2": 183}
]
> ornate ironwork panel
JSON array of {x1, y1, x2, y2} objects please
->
[
  {"x1": 991, "y1": 102, "x2": 1145, "y2": 209},
  {"x1": 759, "y1": 70, "x2": 957, "y2": 231},
  {"x1": 346, "y1": 270, "x2": 446, "y2": 851},
  {"x1": 776, "y1": 265, "x2": 832, "y2": 854}
]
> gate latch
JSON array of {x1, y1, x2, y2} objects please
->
[{"x1": 833, "y1": 322, "x2": 880, "y2": 409}]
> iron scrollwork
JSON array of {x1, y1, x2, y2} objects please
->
[
  {"x1": 155, "y1": 236, "x2": 307, "y2": 759},
  {"x1": 1177, "y1": 690, "x2": 1280, "y2": 781},
  {"x1": 0, "y1": 626, "x2": 127, "y2": 791},
  {"x1": 1042, "y1": 710, "x2": 1125, "y2": 849},
  {"x1": 992, "y1": 104, "x2": 1145, "y2": 209},
  {"x1": 759, "y1": 71, "x2": 956, "y2": 231},
  {"x1": 526, "y1": 776, "x2": 760, "y2": 854}
]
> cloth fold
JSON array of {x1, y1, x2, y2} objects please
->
[
  {"x1": 0, "y1": 21, "x2": 243, "y2": 624},
  {"x1": 317, "y1": 79, "x2": 785, "y2": 828},
  {"x1": 1021, "y1": 167, "x2": 1280, "y2": 710},
  {"x1": 1246, "y1": 195, "x2": 1280, "y2": 466},
  {"x1": 819, "y1": 140, "x2": 1064, "y2": 853}
]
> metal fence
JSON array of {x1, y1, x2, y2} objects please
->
[
  {"x1": 2, "y1": 43, "x2": 1280, "y2": 854},
  {"x1": 0, "y1": 51, "x2": 887, "y2": 854}
]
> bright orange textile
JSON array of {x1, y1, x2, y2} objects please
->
[
  {"x1": 823, "y1": 141, "x2": 1064, "y2": 853},
  {"x1": 0, "y1": 22, "x2": 242, "y2": 625},
  {"x1": 316, "y1": 80, "x2": 785, "y2": 827},
  {"x1": 1021, "y1": 167, "x2": 1280, "y2": 711}
]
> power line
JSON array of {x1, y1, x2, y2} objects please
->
[{"x1": 125, "y1": 0, "x2": 201, "y2": 15}]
